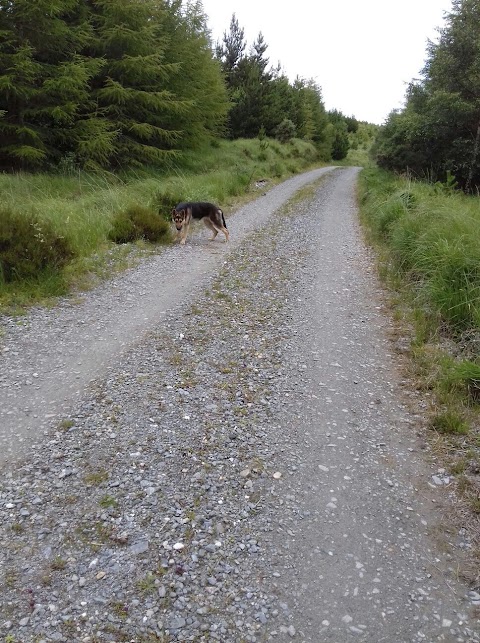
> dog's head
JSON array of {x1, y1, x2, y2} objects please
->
[{"x1": 171, "y1": 208, "x2": 187, "y2": 231}]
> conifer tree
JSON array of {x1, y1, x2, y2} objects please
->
[
  {"x1": 292, "y1": 78, "x2": 331, "y2": 157},
  {"x1": 85, "y1": 0, "x2": 187, "y2": 168},
  {"x1": 0, "y1": 0, "x2": 97, "y2": 169},
  {"x1": 215, "y1": 13, "x2": 246, "y2": 86},
  {"x1": 373, "y1": 0, "x2": 480, "y2": 190},
  {"x1": 160, "y1": 0, "x2": 229, "y2": 148}
]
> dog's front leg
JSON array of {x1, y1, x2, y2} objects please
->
[{"x1": 180, "y1": 224, "x2": 189, "y2": 245}]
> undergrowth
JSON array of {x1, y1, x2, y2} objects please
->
[{"x1": 359, "y1": 167, "x2": 480, "y2": 534}]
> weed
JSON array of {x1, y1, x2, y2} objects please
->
[
  {"x1": 136, "y1": 573, "x2": 156, "y2": 594},
  {"x1": 58, "y1": 418, "x2": 75, "y2": 431},
  {"x1": 5, "y1": 570, "x2": 17, "y2": 588},
  {"x1": 449, "y1": 458, "x2": 468, "y2": 475},
  {"x1": 430, "y1": 411, "x2": 469, "y2": 435},
  {"x1": 99, "y1": 494, "x2": 118, "y2": 508},
  {"x1": 111, "y1": 600, "x2": 129, "y2": 620},
  {"x1": 446, "y1": 361, "x2": 480, "y2": 403},
  {"x1": 50, "y1": 556, "x2": 67, "y2": 571},
  {"x1": 470, "y1": 496, "x2": 480, "y2": 514},
  {"x1": 84, "y1": 469, "x2": 109, "y2": 485},
  {"x1": 0, "y1": 207, "x2": 75, "y2": 283}
]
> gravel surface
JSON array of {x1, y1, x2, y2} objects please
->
[{"x1": 1, "y1": 167, "x2": 479, "y2": 642}]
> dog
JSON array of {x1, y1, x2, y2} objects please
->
[{"x1": 171, "y1": 201, "x2": 229, "y2": 245}]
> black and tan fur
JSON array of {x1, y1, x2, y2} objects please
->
[{"x1": 171, "y1": 201, "x2": 229, "y2": 245}]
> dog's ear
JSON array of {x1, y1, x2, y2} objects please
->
[{"x1": 171, "y1": 208, "x2": 176, "y2": 216}]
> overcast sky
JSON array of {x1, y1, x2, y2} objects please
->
[{"x1": 200, "y1": 0, "x2": 453, "y2": 125}]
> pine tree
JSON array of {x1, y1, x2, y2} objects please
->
[
  {"x1": 160, "y1": 0, "x2": 229, "y2": 149},
  {"x1": 217, "y1": 19, "x2": 277, "y2": 138},
  {"x1": 0, "y1": 0, "x2": 96, "y2": 169},
  {"x1": 292, "y1": 78, "x2": 331, "y2": 156},
  {"x1": 86, "y1": 0, "x2": 186, "y2": 168},
  {"x1": 215, "y1": 13, "x2": 246, "y2": 87}
]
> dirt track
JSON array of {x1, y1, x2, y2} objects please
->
[{"x1": 0, "y1": 167, "x2": 479, "y2": 642}]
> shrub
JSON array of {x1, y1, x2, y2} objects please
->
[
  {"x1": 108, "y1": 205, "x2": 170, "y2": 244},
  {"x1": 151, "y1": 187, "x2": 184, "y2": 221},
  {"x1": 107, "y1": 211, "x2": 138, "y2": 244},
  {"x1": 275, "y1": 119, "x2": 296, "y2": 144},
  {"x1": 331, "y1": 127, "x2": 350, "y2": 160},
  {"x1": 0, "y1": 208, "x2": 74, "y2": 283}
]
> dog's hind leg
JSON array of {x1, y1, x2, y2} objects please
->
[
  {"x1": 219, "y1": 210, "x2": 229, "y2": 242},
  {"x1": 208, "y1": 210, "x2": 229, "y2": 242},
  {"x1": 203, "y1": 218, "x2": 219, "y2": 241}
]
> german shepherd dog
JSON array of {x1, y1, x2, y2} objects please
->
[{"x1": 171, "y1": 201, "x2": 229, "y2": 245}]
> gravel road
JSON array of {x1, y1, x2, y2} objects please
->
[{"x1": 1, "y1": 166, "x2": 479, "y2": 642}]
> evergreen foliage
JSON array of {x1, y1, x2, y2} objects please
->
[
  {"x1": 372, "y1": 0, "x2": 480, "y2": 191},
  {"x1": 0, "y1": 3, "x2": 350, "y2": 171},
  {"x1": 0, "y1": 0, "x2": 229, "y2": 170},
  {"x1": 215, "y1": 15, "x2": 332, "y2": 158},
  {"x1": 160, "y1": 0, "x2": 229, "y2": 148},
  {"x1": 275, "y1": 118, "x2": 296, "y2": 143},
  {"x1": 328, "y1": 110, "x2": 352, "y2": 160}
]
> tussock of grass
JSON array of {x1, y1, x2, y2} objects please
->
[{"x1": 430, "y1": 411, "x2": 469, "y2": 435}]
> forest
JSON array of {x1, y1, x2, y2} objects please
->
[
  {"x1": 371, "y1": 0, "x2": 480, "y2": 192},
  {"x1": 0, "y1": 0, "x2": 357, "y2": 172}
]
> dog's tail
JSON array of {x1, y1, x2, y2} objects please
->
[{"x1": 219, "y1": 208, "x2": 227, "y2": 229}]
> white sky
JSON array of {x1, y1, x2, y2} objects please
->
[{"x1": 200, "y1": 0, "x2": 453, "y2": 125}]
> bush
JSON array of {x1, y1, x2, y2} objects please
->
[
  {"x1": 275, "y1": 119, "x2": 296, "y2": 144},
  {"x1": 0, "y1": 208, "x2": 74, "y2": 283},
  {"x1": 107, "y1": 211, "x2": 137, "y2": 244},
  {"x1": 151, "y1": 187, "x2": 184, "y2": 221},
  {"x1": 108, "y1": 205, "x2": 170, "y2": 244}
]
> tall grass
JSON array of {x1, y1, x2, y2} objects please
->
[
  {"x1": 360, "y1": 168, "x2": 480, "y2": 517},
  {"x1": 360, "y1": 168, "x2": 480, "y2": 333},
  {"x1": 0, "y1": 137, "x2": 323, "y2": 310}
]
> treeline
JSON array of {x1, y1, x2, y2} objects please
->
[
  {"x1": 214, "y1": 15, "x2": 349, "y2": 160},
  {"x1": 372, "y1": 0, "x2": 480, "y2": 192},
  {"x1": 0, "y1": 1, "x2": 357, "y2": 172}
]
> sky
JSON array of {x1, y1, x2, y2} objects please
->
[{"x1": 200, "y1": 0, "x2": 453, "y2": 125}]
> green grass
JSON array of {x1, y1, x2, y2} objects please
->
[
  {"x1": 430, "y1": 410, "x2": 470, "y2": 435},
  {"x1": 359, "y1": 166, "x2": 480, "y2": 518},
  {"x1": 360, "y1": 168, "x2": 480, "y2": 333},
  {"x1": 0, "y1": 137, "x2": 324, "y2": 312}
]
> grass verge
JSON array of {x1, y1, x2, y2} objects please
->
[{"x1": 359, "y1": 167, "x2": 480, "y2": 574}]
